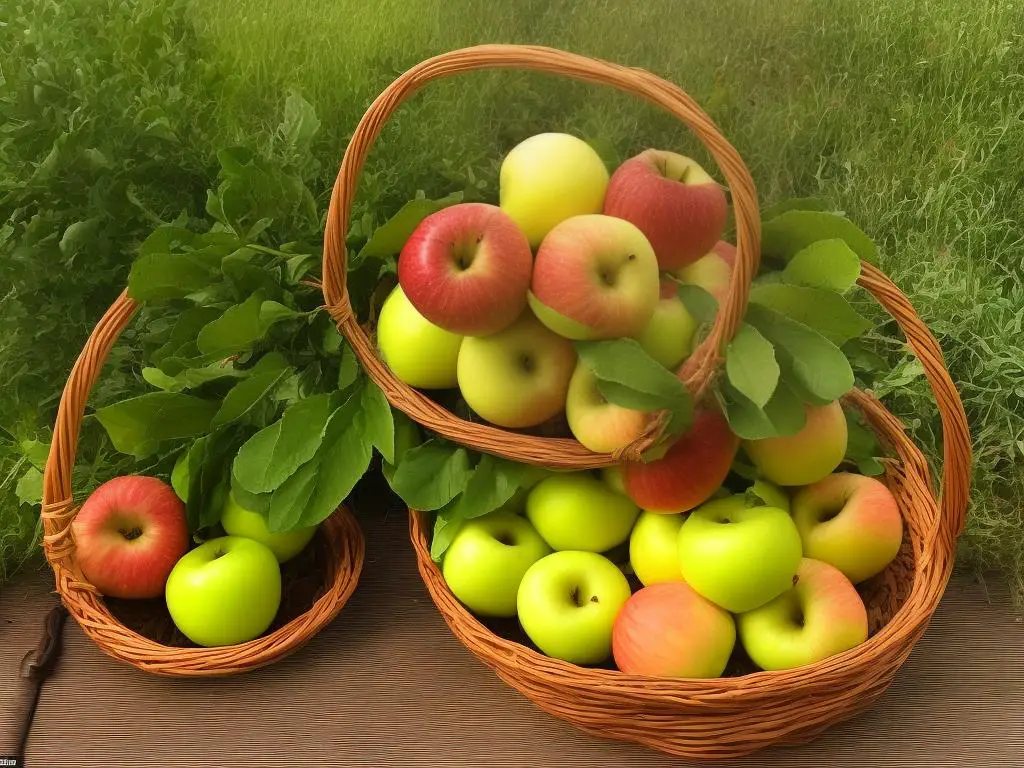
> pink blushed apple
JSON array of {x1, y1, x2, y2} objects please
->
[
  {"x1": 398, "y1": 202, "x2": 533, "y2": 336},
  {"x1": 612, "y1": 581, "x2": 736, "y2": 678},
  {"x1": 565, "y1": 362, "x2": 648, "y2": 453},
  {"x1": 604, "y1": 150, "x2": 728, "y2": 270},
  {"x1": 528, "y1": 214, "x2": 660, "y2": 340},
  {"x1": 676, "y1": 240, "x2": 737, "y2": 303},
  {"x1": 792, "y1": 472, "x2": 904, "y2": 583},
  {"x1": 743, "y1": 400, "x2": 848, "y2": 487},
  {"x1": 71, "y1": 475, "x2": 190, "y2": 599}
]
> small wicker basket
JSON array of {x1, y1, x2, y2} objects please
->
[
  {"x1": 323, "y1": 45, "x2": 972, "y2": 758},
  {"x1": 41, "y1": 291, "x2": 365, "y2": 677}
]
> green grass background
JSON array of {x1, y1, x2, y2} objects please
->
[{"x1": 2, "y1": 0, "x2": 1022, "y2": 599}]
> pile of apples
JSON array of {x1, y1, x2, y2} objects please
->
[
  {"x1": 70, "y1": 473, "x2": 319, "y2": 647},
  {"x1": 441, "y1": 418, "x2": 904, "y2": 675},
  {"x1": 377, "y1": 132, "x2": 736, "y2": 449}
]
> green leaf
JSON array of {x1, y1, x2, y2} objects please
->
[
  {"x1": 453, "y1": 454, "x2": 536, "y2": 521},
  {"x1": 723, "y1": 378, "x2": 807, "y2": 440},
  {"x1": 356, "y1": 192, "x2": 463, "y2": 261},
  {"x1": 725, "y1": 324, "x2": 779, "y2": 408},
  {"x1": 676, "y1": 283, "x2": 719, "y2": 325},
  {"x1": 389, "y1": 440, "x2": 472, "y2": 511},
  {"x1": 844, "y1": 407, "x2": 887, "y2": 477},
  {"x1": 782, "y1": 239, "x2": 862, "y2": 293},
  {"x1": 230, "y1": 475, "x2": 273, "y2": 516},
  {"x1": 259, "y1": 300, "x2": 302, "y2": 326},
  {"x1": 354, "y1": 379, "x2": 394, "y2": 463},
  {"x1": 95, "y1": 392, "x2": 220, "y2": 458},
  {"x1": 128, "y1": 251, "x2": 223, "y2": 302},
  {"x1": 184, "y1": 429, "x2": 240, "y2": 532},
  {"x1": 196, "y1": 293, "x2": 297, "y2": 357},
  {"x1": 762, "y1": 210, "x2": 878, "y2": 265},
  {"x1": 59, "y1": 217, "x2": 102, "y2": 259},
  {"x1": 575, "y1": 338, "x2": 692, "y2": 434},
  {"x1": 761, "y1": 197, "x2": 831, "y2": 220},
  {"x1": 749, "y1": 283, "x2": 873, "y2": 346},
  {"x1": 232, "y1": 392, "x2": 333, "y2": 494},
  {"x1": 430, "y1": 498, "x2": 466, "y2": 562},
  {"x1": 280, "y1": 90, "x2": 321, "y2": 154},
  {"x1": 16, "y1": 467, "x2": 43, "y2": 506},
  {"x1": 151, "y1": 307, "x2": 222, "y2": 367},
  {"x1": 20, "y1": 439, "x2": 50, "y2": 470},
  {"x1": 222, "y1": 249, "x2": 281, "y2": 299},
  {"x1": 142, "y1": 362, "x2": 245, "y2": 393},
  {"x1": 745, "y1": 304, "x2": 855, "y2": 403},
  {"x1": 211, "y1": 366, "x2": 291, "y2": 428},
  {"x1": 338, "y1": 341, "x2": 359, "y2": 389}
]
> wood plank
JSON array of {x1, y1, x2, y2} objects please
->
[{"x1": 11, "y1": 505, "x2": 1024, "y2": 767}]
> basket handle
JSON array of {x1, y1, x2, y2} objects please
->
[
  {"x1": 321, "y1": 44, "x2": 760, "y2": 467},
  {"x1": 857, "y1": 263, "x2": 971, "y2": 543}
]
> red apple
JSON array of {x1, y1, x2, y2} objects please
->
[
  {"x1": 675, "y1": 240, "x2": 736, "y2": 303},
  {"x1": 398, "y1": 202, "x2": 533, "y2": 336},
  {"x1": 612, "y1": 580, "x2": 736, "y2": 678},
  {"x1": 622, "y1": 408, "x2": 739, "y2": 513},
  {"x1": 71, "y1": 475, "x2": 190, "y2": 599},
  {"x1": 604, "y1": 150, "x2": 728, "y2": 270},
  {"x1": 528, "y1": 214, "x2": 660, "y2": 340}
]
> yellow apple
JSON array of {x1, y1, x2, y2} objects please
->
[{"x1": 377, "y1": 285, "x2": 463, "y2": 389}]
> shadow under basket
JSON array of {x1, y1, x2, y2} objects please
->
[
  {"x1": 41, "y1": 292, "x2": 365, "y2": 677},
  {"x1": 409, "y1": 266, "x2": 972, "y2": 760}
]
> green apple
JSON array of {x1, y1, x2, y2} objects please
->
[
  {"x1": 517, "y1": 550, "x2": 632, "y2": 664},
  {"x1": 748, "y1": 479, "x2": 790, "y2": 513},
  {"x1": 601, "y1": 466, "x2": 627, "y2": 495},
  {"x1": 442, "y1": 511, "x2": 551, "y2": 617},
  {"x1": 635, "y1": 277, "x2": 697, "y2": 369},
  {"x1": 677, "y1": 496, "x2": 803, "y2": 613},
  {"x1": 220, "y1": 491, "x2": 317, "y2": 563},
  {"x1": 737, "y1": 558, "x2": 868, "y2": 671},
  {"x1": 377, "y1": 284, "x2": 463, "y2": 389},
  {"x1": 743, "y1": 400, "x2": 848, "y2": 487},
  {"x1": 629, "y1": 511, "x2": 685, "y2": 586},
  {"x1": 457, "y1": 310, "x2": 576, "y2": 428},
  {"x1": 526, "y1": 473, "x2": 640, "y2": 552},
  {"x1": 165, "y1": 536, "x2": 282, "y2": 647},
  {"x1": 499, "y1": 133, "x2": 609, "y2": 247}
]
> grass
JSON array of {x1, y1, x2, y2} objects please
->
[{"x1": 2, "y1": 0, "x2": 1022, "y2": 600}]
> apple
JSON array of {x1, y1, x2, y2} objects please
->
[
  {"x1": 612, "y1": 581, "x2": 736, "y2": 677},
  {"x1": 565, "y1": 362, "x2": 648, "y2": 453},
  {"x1": 628, "y1": 511, "x2": 685, "y2": 585},
  {"x1": 517, "y1": 550, "x2": 632, "y2": 664},
  {"x1": 165, "y1": 536, "x2": 282, "y2": 647},
  {"x1": 743, "y1": 400, "x2": 848, "y2": 486},
  {"x1": 622, "y1": 408, "x2": 739, "y2": 513},
  {"x1": 675, "y1": 240, "x2": 736, "y2": 303},
  {"x1": 748, "y1": 479, "x2": 790, "y2": 513},
  {"x1": 71, "y1": 475, "x2": 189, "y2": 599},
  {"x1": 499, "y1": 132, "x2": 609, "y2": 247},
  {"x1": 635, "y1": 277, "x2": 698, "y2": 369},
  {"x1": 603, "y1": 149, "x2": 728, "y2": 270},
  {"x1": 398, "y1": 202, "x2": 533, "y2": 336},
  {"x1": 441, "y1": 511, "x2": 551, "y2": 617},
  {"x1": 791, "y1": 472, "x2": 903, "y2": 583},
  {"x1": 377, "y1": 285, "x2": 463, "y2": 389},
  {"x1": 601, "y1": 466, "x2": 627, "y2": 495},
  {"x1": 220, "y1": 491, "x2": 318, "y2": 564},
  {"x1": 525, "y1": 472, "x2": 640, "y2": 552},
  {"x1": 528, "y1": 214, "x2": 660, "y2": 340},
  {"x1": 677, "y1": 496, "x2": 803, "y2": 613},
  {"x1": 457, "y1": 310, "x2": 576, "y2": 428},
  {"x1": 737, "y1": 558, "x2": 868, "y2": 671}
]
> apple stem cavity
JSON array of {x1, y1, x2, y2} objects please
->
[{"x1": 119, "y1": 526, "x2": 143, "y2": 541}]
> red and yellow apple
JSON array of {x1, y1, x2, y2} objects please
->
[
  {"x1": 603, "y1": 149, "x2": 728, "y2": 270},
  {"x1": 499, "y1": 132, "x2": 609, "y2": 247},
  {"x1": 622, "y1": 408, "x2": 739, "y2": 513},
  {"x1": 612, "y1": 581, "x2": 736, "y2": 678},
  {"x1": 792, "y1": 472, "x2": 903, "y2": 583},
  {"x1": 675, "y1": 240, "x2": 736, "y2": 303},
  {"x1": 398, "y1": 202, "x2": 533, "y2": 336},
  {"x1": 457, "y1": 310, "x2": 576, "y2": 428},
  {"x1": 737, "y1": 557, "x2": 869, "y2": 671},
  {"x1": 528, "y1": 214, "x2": 660, "y2": 340},
  {"x1": 377, "y1": 285, "x2": 463, "y2": 389},
  {"x1": 71, "y1": 475, "x2": 190, "y2": 599},
  {"x1": 635, "y1": 277, "x2": 698, "y2": 369},
  {"x1": 743, "y1": 400, "x2": 848, "y2": 487},
  {"x1": 565, "y1": 362, "x2": 648, "y2": 453}
]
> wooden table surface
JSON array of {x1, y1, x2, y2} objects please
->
[{"x1": 2, "y1": 504, "x2": 1022, "y2": 768}]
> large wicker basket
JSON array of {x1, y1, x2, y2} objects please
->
[
  {"x1": 41, "y1": 291, "x2": 366, "y2": 677},
  {"x1": 410, "y1": 262, "x2": 971, "y2": 759},
  {"x1": 322, "y1": 44, "x2": 762, "y2": 469}
]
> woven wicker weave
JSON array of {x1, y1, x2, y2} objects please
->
[
  {"x1": 322, "y1": 44, "x2": 762, "y2": 469},
  {"x1": 41, "y1": 291, "x2": 365, "y2": 677},
  {"x1": 409, "y1": 263, "x2": 972, "y2": 759}
]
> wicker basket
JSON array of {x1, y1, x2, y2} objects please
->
[
  {"x1": 322, "y1": 44, "x2": 762, "y2": 469},
  {"x1": 410, "y1": 262, "x2": 972, "y2": 759},
  {"x1": 40, "y1": 291, "x2": 365, "y2": 677}
]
